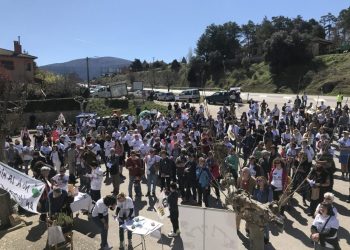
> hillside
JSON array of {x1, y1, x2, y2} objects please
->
[
  {"x1": 40, "y1": 57, "x2": 131, "y2": 80},
  {"x1": 101, "y1": 53, "x2": 350, "y2": 95}
]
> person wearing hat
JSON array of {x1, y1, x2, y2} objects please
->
[
  {"x1": 337, "y1": 131, "x2": 350, "y2": 179},
  {"x1": 306, "y1": 163, "x2": 331, "y2": 216}
]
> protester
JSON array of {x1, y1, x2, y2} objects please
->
[
  {"x1": 116, "y1": 193, "x2": 134, "y2": 249},
  {"x1": 91, "y1": 195, "x2": 117, "y2": 250},
  {"x1": 311, "y1": 202, "x2": 340, "y2": 250},
  {"x1": 167, "y1": 182, "x2": 180, "y2": 237}
]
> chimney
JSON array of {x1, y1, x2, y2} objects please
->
[{"x1": 14, "y1": 40, "x2": 22, "y2": 55}]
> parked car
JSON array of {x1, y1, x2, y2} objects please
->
[
  {"x1": 205, "y1": 91, "x2": 231, "y2": 105},
  {"x1": 229, "y1": 90, "x2": 242, "y2": 103},
  {"x1": 177, "y1": 89, "x2": 200, "y2": 103},
  {"x1": 157, "y1": 92, "x2": 175, "y2": 101}
]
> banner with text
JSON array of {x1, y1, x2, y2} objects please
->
[
  {"x1": 0, "y1": 161, "x2": 45, "y2": 213},
  {"x1": 179, "y1": 205, "x2": 238, "y2": 250}
]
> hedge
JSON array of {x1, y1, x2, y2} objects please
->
[
  {"x1": 105, "y1": 98, "x2": 129, "y2": 109},
  {"x1": 24, "y1": 98, "x2": 80, "y2": 112}
]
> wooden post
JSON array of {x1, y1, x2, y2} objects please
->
[
  {"x1": 248, "y1": 223, "x2": 265, "y2": 250},
  {"x1": 0, "y1": 188, "x2": 11, "y2": 230}
]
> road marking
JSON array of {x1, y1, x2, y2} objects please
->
[
  {"x1": 283, "y1": 96, "x2": 292, "y2": 99},
  {"x1": 260, "y1": 95, "x2": 267, "y2": 97}
]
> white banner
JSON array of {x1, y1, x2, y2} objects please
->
[
  {"x1": 179, "y1": 205, "x2": 238, "y2": 250},
  {"x1": 0, "y1": 161, "x2": 45, "y2": 213}
]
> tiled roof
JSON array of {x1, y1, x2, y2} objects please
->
[{"x1": 0, "y1": 48, "x2": 37, "y2": 59}]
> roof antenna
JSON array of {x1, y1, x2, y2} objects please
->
[{"x1": 18, "y1": 36, "x2": 21, "y2": 43}]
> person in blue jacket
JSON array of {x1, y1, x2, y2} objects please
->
[{"x1": 196, "y1": 157, "x2": 211, "y2": 207}]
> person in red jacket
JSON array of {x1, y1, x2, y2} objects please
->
[
  {"x1": 125, "y1": 150, "x2": 144, "y2": 198},
  {"x1": 268, "y1": 157, "x2": 288, "y2": 217},
  {"x1": 206, "y1": 151, "x2": 221, "y2": 201}
]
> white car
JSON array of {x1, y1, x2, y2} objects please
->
[{"x1": 157, "y1": 92, "x2": 175, "y2": 101}]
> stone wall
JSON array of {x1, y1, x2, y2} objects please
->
[{"x1": 8, "y1": 110, "x2": 80, "y2": 133}]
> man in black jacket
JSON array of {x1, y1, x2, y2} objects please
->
[
  {"x1": 108, "y1": 148, "x2": 120, "y2": 195},
  {"x1": 167, "y1": 182, "x2": 180, "y2": 237},
  {"x1": 159, "y1": 150, "x2": 176, "y2": 192}
]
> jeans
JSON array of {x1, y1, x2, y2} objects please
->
[
  {"x1": 111, "y1": 174, "x2": 120, "y2": 195},
  {"x1": 92, "y1": 215, "x2": 108, "y2": 248},
  {"x1": 170, "y1": 211, "x2": 179, "y2": 232},
  {"x1": 119, "y1": 221, "x2": 132, "y2": 242},
  {"x1": 197, "y1": 186, "x2": 210, "y2": 207},
  {"x1": 160, "y1": 176, "x2": 171, "y2": 191},
  {"x1": 147, "y1": 173, "x2": 158, "y2": 193},
  {"x1": 128, "y1": 176, "x2": 142, "y2": 197}
]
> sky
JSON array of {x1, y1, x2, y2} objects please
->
[{"x1": 1, "y1": 0, "x2": 349, "y2": 66}]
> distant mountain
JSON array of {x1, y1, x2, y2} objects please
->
[{"x1": 40, "y1": 57, "x2": 131, "y2": 80}]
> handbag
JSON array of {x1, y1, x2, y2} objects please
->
[{"x1": 48, "y1": 225, "x2": 66, "y2": 245}]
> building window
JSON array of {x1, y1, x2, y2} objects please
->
[
  {"x1": 1, "y1": 60, "x2": 14, "y2": 70},
  {"x1": 26, "y1": 63, "x2": 32, "y2": 71}
]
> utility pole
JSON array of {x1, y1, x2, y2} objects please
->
[
  {"x1": 86, "y1": 57, "x2": 90, "y2": 88},
  {"x1": 152, "y1": 57, "x2": 155, "y2": 90}
]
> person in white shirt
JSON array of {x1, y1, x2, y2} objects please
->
[
  {"x1": 116, "y1": 193, "x2": 134, "y2": 249},
  {"x1": 51, "y1": 168, "x2": 69, "y2": 191},
  {"x1": 86, "y1": 161, "x2": 104, "y2": 202},
  {"x1": 144, "y1": 149, "x2": 161, "y2": 196},
  {"x1": 89, "y1": 138, "x2": 101, "y2": 159},
  {"x1": 75, "y1": 134, "x2": 85, "y2": 147},
  {"x1": 140, "y1": 117, "x2": 151, "y2": 131},
  {"x1": 22, "y1": 140, "x2": 34, "y2": 174},
  {"x1": 139, "y1": 139, "x2": 151, "y2": 158},
  {"x1": 311, "y1": 202, "x2": 339, "y2": 249},
  {"x1": 104, "y1": 135, "x2": 115, "y2": 160},
  {"x1": 131, "y1": 134, "x2": 143, "y2": 152},
  {"x1": 91, "y1": 195, "x2": 117, "y2": 250}
]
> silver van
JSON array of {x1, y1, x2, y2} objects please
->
[{"x1": 177, "y1": 89, "x2": 200, "y2": 103}]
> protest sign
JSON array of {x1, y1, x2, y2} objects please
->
[
  {"x1": 155, "y1": 191, "x2": 170, "y2": 219},
  {"x1": 0, "y1": 161, "x2": 45, "y2": 213}
]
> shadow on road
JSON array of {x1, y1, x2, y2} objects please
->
[
  {"x1": 338, "y1": 226, "x2": 350, "y2": 245},
  {"x1": 73, "y1": 216, "x2": 99, "y2": 238},
  {"x1": 26, "y1": 222, "x2": 47, "y2": 242},
  {"x1": 277, "y1": 217, "x2": 313, "y2": 248}
]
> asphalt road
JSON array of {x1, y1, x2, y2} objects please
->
[{"x1": 146, "y1": 87, "x2": 350, "y2": 109}]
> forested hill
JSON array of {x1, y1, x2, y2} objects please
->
[
  {"x1": 97, "y1": 53, "x2": 350, "y2": 95},
  {"x1": 40, "y1": 57, "x2": 131, "y2": 80},
  {"x1": 97, "y1": 7, "x2": 350, "y2": 95}
]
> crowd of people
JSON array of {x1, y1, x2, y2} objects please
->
[{"x1": 3, "y1": 91, "x2": 349, "y2": 250}]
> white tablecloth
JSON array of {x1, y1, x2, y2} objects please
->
[
  {"x1": 70, "y1": 192, "x2": 93, "y2": 213},
  {"x1": 118, "y1": 216, "x2": 163, "y2": 236}
]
